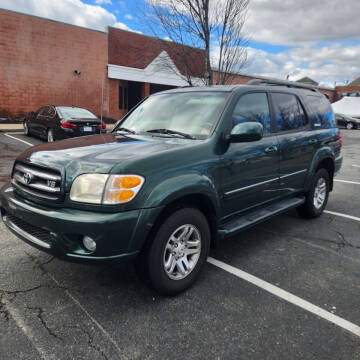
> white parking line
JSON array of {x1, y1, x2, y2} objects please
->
[
  {"x1": 47, "y1": 272, "x2": 125, "y2": 359},
  {"x1": 207, "y1": 256, "x2": 360, "y2": 337},
  {"x1": 3, "y1": 133, "x2": 34, "y2": 147},
  {"x1": 324, "y1": 210, "x2": 360, "y2": 222},
  {"x1": 352, "y1": 165, "x2": 360, "y2": 168},
  {"x1": 3, "y1": 299, "x2": 49, "y2": 359},
  {"x1": 334, "y1": 179, "x2": 360, "y2": 185}
]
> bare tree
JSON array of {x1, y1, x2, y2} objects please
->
[{"x1": 145, "y1": 0, "x2": 249, "y2": 85}]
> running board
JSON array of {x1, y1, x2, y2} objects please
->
[{"x1": 218, "y1": 197, "x2": 305, "y2": 237}]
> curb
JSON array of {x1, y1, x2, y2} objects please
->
[{"x1": 0, "y1": 129, "x2": 24, "y2": 133}]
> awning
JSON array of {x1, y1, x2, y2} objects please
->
[{"x1": 332, "y1": 96, "x2": 360, "y2": 118}]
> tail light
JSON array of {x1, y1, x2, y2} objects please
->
[
  {"x1": 61, "y1": 122, "x2": 77, "y2": 129},
  {"x1": 338, "y1": 133, "x2": 343, "y2": 148},
  {"x1": 97, "y1": 123, "x2": 106, "y2": 130}
]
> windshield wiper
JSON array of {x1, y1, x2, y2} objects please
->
[
  {"x1": 146, "y1": 128, "x2": 195, "y2": 139},
  {"x1": 115, "y1": 127, "x2": 136, "y2": 134}
]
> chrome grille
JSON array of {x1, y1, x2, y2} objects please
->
[{"x1": 12, "y1": 163, "x2": 62, "y2": 201}]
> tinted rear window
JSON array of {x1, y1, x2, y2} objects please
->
[
  {"x1": 57, "y1": 107, "x2": 97, "y2": 119},
  {"x1": 306, "y1": 95, "x2": 335, "y2": 128},
  {"x1": 272, "y1": 93, "x2": 308, "y2": 132}
]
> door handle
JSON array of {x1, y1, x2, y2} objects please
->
[
  {"x1": 264, "y1": 146, "x2": 278, "y2": 154},
  {"x1": 308, "y1": 139, "x2": 318, "y2": 144}
]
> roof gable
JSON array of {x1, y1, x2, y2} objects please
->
[
  {"x1": 296, "y1": 76, "x2": 318, "y2": 86},
  {"x1": 108, "y1": 27, "x2": 205, "y2": 78},
  {"x1": 145, "y1": 50, "x2": 181, "y2": 76},
  {"x1": 349, "y1": 77, "x2": 360, "y2": 86}
]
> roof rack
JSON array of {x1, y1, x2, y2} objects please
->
[{"x1": 247, "y1": 78, "x2": 319, "y2": 92}]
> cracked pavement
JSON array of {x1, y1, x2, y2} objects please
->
[{"x1": 0, "y1": 131, "x2": 360, "y2": 359}]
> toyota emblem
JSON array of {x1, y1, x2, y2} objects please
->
[{"x1": 23, "y1": 172, "x2": 33, "y2": 184}]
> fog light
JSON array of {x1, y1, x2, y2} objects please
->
[{"x1": 83, "y1": 236, "x2": 96, "y2": 252}]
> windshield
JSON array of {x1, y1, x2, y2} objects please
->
[
  {"x1": 57, "y1": 107, "x2": 97, "y2": 119},
  {"x1": 116, "y1": 92, "x2": 229, "y2": 138}
]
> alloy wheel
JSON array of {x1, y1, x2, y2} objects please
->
[
  {"x1": 163, "y1": 224, "x2": 201, "y2": 280},
  {"x1": 24, "y1": 121, "x2": 28, "y2": 135},
  {"x1": 47, "y1": 130, "x2": 54, "y2": 142},
  {"x1": 313, "y1": 177, "x2": 327, "y2": 210}
]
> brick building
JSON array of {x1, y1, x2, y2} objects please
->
[
  {"x1": 334, "y1": 77, "x2": 360, "y2": 101},
  {"x1": 0, "y1": 9, "x2": 108, "y2": 118},
  {"x1": 0, "y1": 8, "x2": 338, "y2": 121}
]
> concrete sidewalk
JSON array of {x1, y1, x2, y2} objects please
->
[
  {"x1": 0, "y1": 123, "x2": 23, "y2": 132},
  {"x1": 0, "y1": 123, "x2": 115, "y2": 132}
]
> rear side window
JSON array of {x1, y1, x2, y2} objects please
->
[
  {"x1": 48, "y1": 106, "x2": 56, "y2": 118},
  {"x1": 272, "y1": 93, "x2": 308, "y2": 132},
  {"x1": 37, "y1": 107, "x2": 48, "y2": 117},
  {"x1": 306, "y1": 95, "x2": 335, "y2": 128},
  {"x1": 232, "y1": 92, "x2": 271, "y2": 134}
]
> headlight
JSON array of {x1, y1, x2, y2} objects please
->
[
  {"x1": 70, "y1": 174, "x2": 108, "y2": 204},
  {"x1": 70, "y1": 174, "x2": 144, "y2": 204}
]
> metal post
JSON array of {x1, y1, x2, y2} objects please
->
[{"x1": 100, "y1": 77, "x2": 104, "y2": 124}]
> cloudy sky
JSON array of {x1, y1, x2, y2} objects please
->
[{"x1": 1, "y1": 0, "x2": 360, "y2": 86}]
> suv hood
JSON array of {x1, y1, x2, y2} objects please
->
[{"x1": 17, "y1": 133, "x2": 192, "y2": 176}]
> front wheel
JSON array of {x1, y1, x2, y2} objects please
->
[
  {"x1": 346, "y1": 122, "x2": 354, "y2": 130},
  {"x1": 47, "y1": 129, "x2": 55, "y2": 142},
  {"x1": 297, "y1": 168, "x2": 330, "y2": 218},
  {"x1": 23, "y1": 121, "x2": 30, "y2": 136},
  {"x1": 143, "y1": 207, "x2": 210, "y2": 296}
]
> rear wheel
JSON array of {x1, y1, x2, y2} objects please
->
[
  {"x1": 297, "y1": 168, "x2": 330, "y2": 218},
  {"x1": 139, "y1": 207, "x2": 210, "y2": 296},
  {"x1": 47, "y1": 129, "x2": 55, "y2": 142},
  {"x1": 346, "y1": 122, "x2": 354, "y2": 130}
]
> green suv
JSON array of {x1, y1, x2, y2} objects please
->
[{"x1": 0, "y1": 80, "x2": 342, "y2": 295}]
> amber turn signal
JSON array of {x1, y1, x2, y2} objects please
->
[
  {"x1": 121, "y1": 176, "x2": 142, "y2": 189},
  {"x1": 109, "y1": 190, "x2": 135, "y2": 202},
  {"x1": 112, "y1": 175, "x2": 142, "y2": 189}
]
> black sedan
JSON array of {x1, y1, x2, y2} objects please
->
[
  {"x1": 23, "y1": 105, "x2": 107, "y2": 142},
  {"x1": 335, "y1": 113, "x2": 360, "y2": 130}
]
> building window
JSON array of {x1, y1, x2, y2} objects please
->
[
  {"x1": 124, "y1": 88, "x2": 128, "y2": 109},
  {"x1": 118, "y1": 86, "x2": 128, "y2": 110},
  {"x1": 119, "y1": 86, "x2": 123, "y2": 109}
]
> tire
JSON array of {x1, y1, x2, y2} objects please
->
[
  {"x1": 297, "y1": 168, "x2": 330, "y2": 219},
  {"x1": 346, "y1": 122, "x2": 354, "y2": 130},
  {"x1": 140, "y1": 207, "x2": 210, "y2": 296},
  {"x1": 23, "y1": 121, "x2": 30, "y2": 136},
  {"x1": 47, "y1": 129, "x2": 55, "y2": 142}
]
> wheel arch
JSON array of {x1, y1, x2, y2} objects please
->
[
  {"x1": 129, "y1": 174, "x2": 221, "y2": 255},
  {"x1": 306, "y1": 152, "x2": 335, "y2": 192},
  {"x1": 133, "y1": 191, "x2": 219, "y2": 258},
  {"x1": 155, "y1": 193, "x2": 218, "y2": 248}
]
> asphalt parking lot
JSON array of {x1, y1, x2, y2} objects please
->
[{"x1": 0, "y1": 130, "x2": 360, "y2": 360}]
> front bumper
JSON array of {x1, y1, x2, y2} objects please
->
[{"x1": 0, "y1": 183, "x2": 162, "y2": 263}]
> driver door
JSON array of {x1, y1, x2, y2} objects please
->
[
  {"x1": 31, "y1": 107, "x2": 46, "y2": 135},
  {"x1": 221, "y1": 92, "x2": 280, "y2": 217}
]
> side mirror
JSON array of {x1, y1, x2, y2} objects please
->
[{"x1": 227, "y1": 122, "x2": 264, "y2": 143}]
